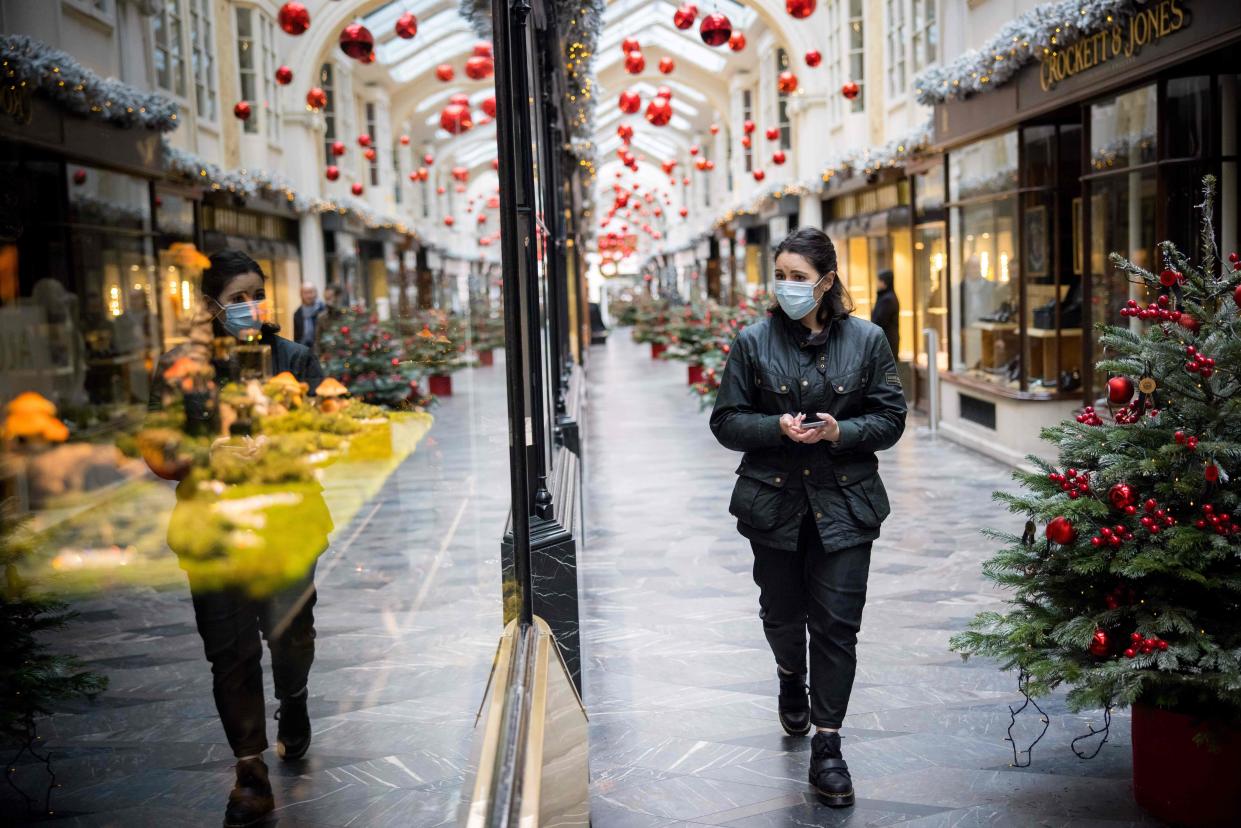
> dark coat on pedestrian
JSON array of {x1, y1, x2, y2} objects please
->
[
  {"x1": 710, "y1": 309, "x2": 907, "y2": 553},
  {"x1": 292, "y1": 301, "x2": 326, "y2": 349},
  {"x1": 871, "y1": 287, "x2": 900, "y2": 359}
]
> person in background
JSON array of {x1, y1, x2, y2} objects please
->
[
  {"x1": 871, "y1": 270, "x2": 900, "y2": 360},
  {"x1": 292, "y1": 283, "x2": 325, "y2": 351}
]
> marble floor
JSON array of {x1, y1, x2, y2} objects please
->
[{"x1": 579, "y1": 331, "x2": 1159, "y2": 828}]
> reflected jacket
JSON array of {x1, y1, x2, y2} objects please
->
[{"x1": 709, "y1": 310, "x2": 907, "y2": 552}]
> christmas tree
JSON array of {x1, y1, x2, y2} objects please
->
[
  {"x1": 952, "y1": 176, "x2": 1241, "y2": 725},
  {"x1": 317, "y1": 308, "x2": 427, "y2": 408}
]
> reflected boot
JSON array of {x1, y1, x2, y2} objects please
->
[
  {"x1": 809, "y1": 730, "x2": 854, "y2": 807},
  {"x1": 223, "y1": 756, "x2": 274, "y2": 828},
  {"x1": 777, "y1": 667, "x2": 811, "y2": 736},
  {"x1": 275, "y1": 686, "x2": 311, "y2": 761}
]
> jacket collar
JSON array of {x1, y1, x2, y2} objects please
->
[{"x1": 775, "y1": 307, "x2": 835, "y2": 349}]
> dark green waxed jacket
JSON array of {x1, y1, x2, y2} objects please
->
[{"x1": 709, "y1": 310, "x2": 907, "y2": 552}]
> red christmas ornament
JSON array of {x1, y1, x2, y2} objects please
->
[
  {"x1": 436, "y1": 185, "x2": 447, "y2": 195},
  {"x1": 330, "y1": 141, "x2": 346, "y2": 158},
  {"x1": 706, "y1": 159, "x2": 715, "y2": 170},
  {"x1": 682, "y1": 176, "x2": 691, "y2": 185},
  {"x1": 726, "y1": 31, "x2": 747, "y2": 52},
  {"x1": 743, "y1": 119, "x2": 756, "y2": 135},
  {"x1": 440, "y1": 103, "x2": 474, "y2": 134},
  {"x1": 275, "y1": 65, "x2": 293, "y2": 85},
  {"x1": 416, "y1": 167, "x2": 430, "y2": 181},
  {"x1": 306, "y1": 87, "x2": 328, "y2": 110},
  {"x1": 465, "y1": 55, "x2": 494, "y2": 80},
  {"x1": 656, "y1": 85, "x2": 673, "y2": 100},
  {"x1": 491, "y1": 158, "x2": 499, "y2": 170},
  {"x1": 478, "y1": 214, "x2": 487, "y2": 224},
  {"x1": 277, "y1": 2, "x2": 310, "y2": 36},
  {"x1": 659, "y1": 56, "x2": 675, "y2": 74},
  {"x1": 695, "y1": 157, "x2": 708, "y2": 171},
  {"x1": 233, "y1": 100, "x2": 252, "y2": 120},
  {"x1": 399, "y1": 134, "x2": 411, "y2": 146},
  {"x1": 646, "y1": 96, "x2": 672, "y2": 127},
  {"x1": 435, "y1": 63, "x2": 455, "y2": 82},
  {"x1": 473, "y1": 42, "x2": 493, "y2": 59},
  {"x1": 842, "y1": 80, "x2": 860, "y2": 100},
  {"x1": 1178, "y1": 313, "x2": 1199, "y2": 333},
  {"x1": 482, "y1": 96, "x2": 497, "y2": 118},
  {"x1": 624, "y1": 50, "x2": 645, "y2": 74},
  {"x1": 1108, "y1": 483, "x2": 1135, "y2": 511},
  {"x1": 1107, "y1": 375, "x2": 1134, "y2": 404},
  {"x1": 621, "y1": 37, "x2": 640, "y2": 54},
  {"x1": 679, "y1": 207, "x2": 689, "y2": 218},
  {"x1": 689, "y1": 144, "x2": 700, "y2": 156},
  {"x1": 777, "y1": 71, "x2": 799, "y2": 94},
  {"x1": 358, "y1": 134, "x2": 372, "y2": 148},
  {"x1": 618, "y1": 90, "x2": 641, "y2": 114},
  {"x1": 395, "y1": 12, "x2": 418, "y2": 39},
  {"x1": 752, "y1": 169, "x2": 766, "y2": 182},
  {"x1": 786, "y1": 0, "x2": 816, "y2": 19},
  {"x1": 765, "y1": 126, "x2": 780, "y2": 141},
  {"x1": 617, "y1": 123, "x2": 634, "y2": 142},
  {"x1": 72, "y1": 169, "x2": 87, "y2": 186},
  {"x1": 740, "y1": 135, "x2": 752, "y2": 149},
  {"x1": 1045, "y1": 516, "x2": 1077, "y2": 545},
  {"x1": 699, "y1": 12, "x2": 732, "y2": 47},
  {"x1": 1205, "y1": 464, "x2": 1220, "y2": 483},
  {"x1": 452, "y1": 166, "x2": 469, "y2": 182},
  {"x1": 444, "y1": 216, "x2": 455, "y2": 227},
  {"x1": 1233, "y1": 283, "x2": 1241, "y2": 309},
  {"x1": 772, "y1": 150, "x2": 787, "y2": 165},
  {"x1": 339, "y1": 24, "x2": 374, "y2": 61},
  {"x1": 363, "y1": 148, "x2": 376, "y2": 162},
  {"x1": 805, "y1": 49, "x2": 823, "y2": 67},
  {"x1": 709, "y1": 123, "x2": 720, "y2": 135},
  {"x1": 448, "y1": 93, "x2": 470, "y2": 107},
  {"x1": 1089, "y1": 629, "x2": 1109, "y2": 657},
  {"x1": 325, "y1": 165, "x2": 339, "y2": 181},
  {"x1": 673, "y1": 4, "x2": 698, "y2": 30},
  {"x1": 1159, "y1": 268, "x2": 1181, "y2": 287},
  {"x1": 351, "y1": 182, "x2": 364, "y2": 196}
]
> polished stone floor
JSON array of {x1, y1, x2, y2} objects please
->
[{"x1": 580, "y1": 331, "x2": 1158, "y2": 828}]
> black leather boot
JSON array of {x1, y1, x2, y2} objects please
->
[
  {"x1": 777, "y1": 668, "x2": 811, "y2": 736},
  {"x1": 809, "y1": 730, "x2": 854, "y2": 807},
  {"x1": 275, "y1": 686, "x2": 311, "y2": 761},
  {"x1": 223, "y1": 756, "x2": 274, "y2": 827}
]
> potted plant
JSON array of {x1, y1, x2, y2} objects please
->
[
  {"x1": 406, "y1": 310, "x2": 467, "y2": 397},
  {"x1": 470, "y1": 312, "x2": 505, "y2": 366}
]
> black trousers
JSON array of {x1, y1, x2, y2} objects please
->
[
  {"x1": 750, "y1": 510, "x2": 872, "y2": 729},
  {"x1": 187, "y1": 563, "x2": 318, "y2": 758}
]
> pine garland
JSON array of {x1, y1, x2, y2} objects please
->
[
  {"x1": 0, "y1": 34, "x2": 179, "y2": 132},
  {"x1": 913, "y1": 0, "x2": 1144, "y2": 106}
]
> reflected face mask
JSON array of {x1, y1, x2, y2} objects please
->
[
  {"x1": 774, "y1": 276, "x2": 824, "y2": 319},
  {"x1": 218, "y1": 301, "x2": 262, "y2": 338}
]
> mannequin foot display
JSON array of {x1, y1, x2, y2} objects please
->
[
  {"x1": 223, "y1": 756, "x2": 274, "y2": 827},
  {"x1": 809, "y1": 730, "x2": 854, "y2": 807},
  {"x1": 776, "y1": 666, "x2": 811, "y2": 736},
  {"x1": 275, "y1": 686, "x2": 311, "y2": 761}
]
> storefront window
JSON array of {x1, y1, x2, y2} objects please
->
[
  {"x1": 949, "y1": 130, "x2": 1018, "y2": 201},
  {"x1": 952, "y1": 196, "x2": 1019, "y2": 384},
  {"x1": 913, "y1": 162, "x2": 946, "y2": 375},
  {"x1": 1089, "y1": 84, "x2": 1156, "y2": 171}
]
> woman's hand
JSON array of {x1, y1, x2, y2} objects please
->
[
  {"x1": 778, "y1": 413, "x2": 805, "y2": 439},
  {"x1": 787, "y1": 412, "x2": 841, "y2": 444}
]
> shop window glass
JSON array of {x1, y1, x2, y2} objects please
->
[
  {"x1": 948, "y1": 130, "x2": 1018, "y2": 201},
  {"x1": 189, "y1": 0, "x2": 216, "y2": 121},
  {"x1": 320, "y1": 63, "x2": 337, "y2": 163},
  {"x1": 885, "y1": 0, "x2": 906, "y2": 98},
  {"x1": 67, "y1": 165, "x2": 152, "y2": 233},
  {"x1": 952, "y1": 196, "x2": 1019, "y2": 386},
  {"x1": 235, "y1": 7, "x2": 259, "y2": 135},
  {"x1": 1089, "y1": 84, "x2": 1156, "y2": 171},
  {"x1": 912, "y1": 0, "x2": 937, "y2": 73},
  {"x1": 775, "y1": 50, "x2": 792, "y2": 150},
  {"x1": 914, "y1": 223, "x2": 948, "y2": 371},
  {"x1": 741, "y1": 89, "x2": 753, "y2": 172},
  {"x1": 1023, "y1": 125, "x2": 1057, "y2": 189},
  {"x1": 153, "y1": 1, "x2": 187, "y2": 98},
  {"x1": 913, "y1": 164, "x2": 945, "y2": 220},
  {"x1": 1163, "y1": 77, "x2": 1210, "y2": 160},
  {"x1": 848, "y1": 0, "x2": 865, "y2": 112},
  {"x1": 1220, "y1": 76, "x2": 1239, "y2": 258}
]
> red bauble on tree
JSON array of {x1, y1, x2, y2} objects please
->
[
  {"x1": 659, "y1": 56, "x2": 675, "y2": 74},
  {"x1": 1233, "y1": 282, "x2": 1241, "y2": 309},
  {"x1": 618, "y1": 90, "x2": 641, "y2": 114},
  {"x1": 1045, "y1": 516, "x2": 1077, "y2": 545},
  {"x1": 645, "y1": 96, "x2": 672, "y2": 127},
  {"x1": 728, "y1": 31, "x2": 747, "y2": 51},
  {"x1": 274, "y1": 65, "x2": 293, "y2": 85},
  {"x1": 752, "y1": 169, "x2": 766, "y2": 182},
  {"x1": 805, "y1": 49, "x2": 822, "y2": 67},
  {"x1": 842, "y1": 80, "x2": 860, "y2": 100},
  {"x1": 772, "y1": 150, "x2": 787, "y2": 165},
  {"x1": 786, "y1": 0, "x2": 816, "y2": 19},
  {"x1": 777, "y1": 71, "x2": 799, "y2": 94},
  {"x1": 277, "y1": 2, "x2": 310, "y2": 36},
  {"x1": 339, "y1": 24, "x2": 374, "y2": 61},
  {"x1": 233, "y1": 100, "x2": 252, "y2": 120},
  {"x1": 325, "y1": 165, "x2": 339, "y2": 181},
  {"x1": 394, "y1": 12, "x2": 418, "y2": 39},
  {"x1": 481, "y1": 96, "x2": 497, "y2": 118},
  {"x1": 1108, "y1": 483, "x2": 1136, "y2": 511},
  {"x1": 306, "y1": 87, "x2": 328, "y2": 110},
  {"x1": 1107, "y1": 375, "x2": 1135, "y2": 404},
  {"x1": 1089, "y1": 628, "x2": 1110, "y2": 657},
  {"x1": 699, "y1": 13, "x2": 732, "y2": 47},
  {"x1": 465, "y1": 55, "x2": 494, "y2": 80},
  {"x1": 673, "y1": 4, "x2": 698, "y2": 30},
  {"x1": 72, "y1": 168, "x2": 87, "y2": 186},
  {"x1": 435, "y1": 63, "x2": 455, "y2": 82},
  {"x1": 351, "y1": 182, "x2": 364, "y2": 196},
  {"x1": 624, "y1": 50, "x2": 645, "y2": 74},
  {"x1": 440, "y1": 103, "x2": 474, "y2": 134}
]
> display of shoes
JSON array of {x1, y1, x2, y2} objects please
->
[{"x1": 978, "y1": 301, "x2": 1016, "y2": 324}]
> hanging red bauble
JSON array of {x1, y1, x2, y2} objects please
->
[
  {"x1": 752, "y1": 169, "x2": 765, "y2": 181},
  {"x1": 1233, "y1": 283, "x2": 1241, "y2": 309},
  {"x1": 325, "y1": 165, "x2": 339, "y2": 181},
  {"x1": 695, "y1": 157, "x2": 708, "y2": 171},
  {"x1": 1089, "y1": 629, "x2": 1109, "y2": 657},
  {"x1": 772, "y1": 150, "x2": 787, "y2": 165},
  {"x1": 618, "y1": 90, "x2": 641, "y2": 114},
  {"x1": 805, "y1": 49, "x2": 822, "y2": 67},
  {"x1": 473, "y1": 42, "x2": 493, "y2": 59},
  {"x1": 351, "y1": 182, "x2": 364, "y2": 196},
  {"x1": 617, "y1": 123, "x2": 634, "y2": 142},
  {"x1": 709, "y1": 123, "x2": 720, "y2": 135},
  {"x1": 363, "y1": 148, "x2": 377, "y2": 162},
  {"x1": 275, "y1": 65, "x2": 293, "y2": 85},
  {"x1": 659, "y1": 57, "x2": 675, "y2": 74},
  {"x1": 357, "y1": 134, "x2": 372, "y2": 148},
  {"x1": 728, "y1": 31, "x2": 747, "y2": 52},
  {"x1": 673, "y1": 3, "x2": 698, "y2": 29},
  {"x1": 1108, "y1": 483, "x2": 1136, "y2": 511},
  {"x1": 233, "y1": 100, "x2": 252, "y2": 120},
  {"x1": 339, "y1": 24, "x2": 374, "y2": 61},
  {"x1": 1107, "y1": 375, "x2": 1134, "y2": 404},
  {"x1": 624, "y1": 50, "x2": 645, "y2": 74},
  {"x1": 448, "y1": 93, "x2": 470, "y2": 107},
  {"x1": 395, "y1": 12, "x2": 418, "y2": 39},
  {"x1": 330, "y1": 140, "x2": 346, "y2": 157},
  {"x1": 444, "y1": 216, "x2": 455, "y2": 227},
  {"x1": 705, "y1": 159, "x2": 715, "y2": 170},
  {"x1": 408, "y1": 171, "x2": 420, "y2": 183},
  {"x1": 743, "y1": 119, "x2": 756, "y2": 134},
  {"x1": 740, "y1": 135, "x2": 752, "y2": 149},
  {"x1": 417, "y1": 167, "x2": 430, "y2": 181},
  {"x1": 777, "y1": 71, "x2": 799, "y2": 94},
  {"x1": 440, "y1": 103, "x2": 474, "y2": 134},
  {"x1": 491, "y1": 158, "x2": 499, "y2": 170},
  {"x1": 682, "y1": 176, "x2": 690, "y2": 185},
  {"x1": 72, "y1": 169, "x2": 87, "y2": 186},
  {"x1": 437, "y1": 185, "x2": 447, "y2": 195},
  {"x1": 1045, "y1": 516, "x2": 1077, "y2": 545},
  {"x1": 435, "y1": 63, "x2": 455, "y2": 82},
  {"x1": 1179, "y1": 313, "x2": 1199, "y2": 332},
  {"x1": 842, "y1": 80, "x2": 860, "y2": 100},
  {"x1": 689, "y1": 144, "x2": 700, "y2": 156},
  {"x1": 621, "y1": 37, "x2": 640, "y2": 54},
  {"x1": 765, "y1": 126, "x2": 780, "y2": 141},
  {"x1": 478, "y1": 213, "x2": 487, "y2": 224},
  {"x1": 645, "y1": 96, "x2": 672, "y2": 127},
  {"x1": 481, "y1": 96, "x2": 497, "y2": 118},
  {"x1": 786, "y1": 0, "x2": 816, "y2": 19},
  {"x1": 699, "y1": 13, "x2": 732, "y2": 47},
  {"x1": 465, "y1": 55, "x2": 494, "y2": 80},
  {"x1": 277, "y1": 2, "x2": 310, "y2": 36},
  {"x1": 661, "y1": 160, "x2": 676, "y2": 174},
  {"x1": 398, "y1": 134, "x2": 410, "y2": 146},
  {"x1": 455, "y1": 183, "x2": 466, "y2": 193},
  {"x1": 306, "y1": 87, "x2": 327, "y2": 110},
  {"x1": 679, "y1": 206, "x2": 689, "y2": 218}
]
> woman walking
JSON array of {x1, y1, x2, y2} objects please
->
[{"x1": 709, "y1": 227, "x2": 906, "y2": 807}]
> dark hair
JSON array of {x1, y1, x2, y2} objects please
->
[
  {"x1": 201, "y1": 249, "x2": 265, "y2": 302},
  {"x1": 876, "y1": 269, "x2": 894, "y2": 290},
  {"x1": 771, "y1": 226, "x2": 854, "y2": 325}
]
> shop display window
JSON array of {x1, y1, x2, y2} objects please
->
[{"x1": 913, "y1": 163, "x2": 947, "y2": 373}]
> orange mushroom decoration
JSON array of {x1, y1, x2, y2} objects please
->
[
  {"x1": 315, "y1": 377, "x2": 350, "y2": 413},
  {"x1": 3, "y1": 391, "x2": 69, "y2": 444}
]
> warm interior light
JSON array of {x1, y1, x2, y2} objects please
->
[{"x1": 979, "y1": 251, "x2": 990, "y2": 281}]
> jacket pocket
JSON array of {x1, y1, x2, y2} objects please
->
[
  {"x1": 729, "y1": 461, "x2": 790, "y2": 532},
  {"x1": 839, "y1": 468, "x2": 891, "y2": 529},
  {"x1": 753, "y1": 367, "x2": 798, "y2": 412},
  {"x1": 825, "y1": 367, "x2": 866, "y2": 414}
]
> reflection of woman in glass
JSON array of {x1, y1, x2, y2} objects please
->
[{"x1": 147, "y1": 251, "x2": 326, "y2": 828}]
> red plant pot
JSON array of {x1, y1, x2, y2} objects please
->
[
  {"x1": 429, "y1": 373, "x2": 453, "y2": 397},
  {"x1": 687, "y1": 364, "x2": 704, "y2": 385},
  {"x1": 651, "y1": 342, "x2": 667, "y2": 359},
  {"x1": 477, "y1": 349, "x2": 494, "y2": 367},
  {"x1": 1132, "y1": 702, "x2": 1241, "y2": 826}
]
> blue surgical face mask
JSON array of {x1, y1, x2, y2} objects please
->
[
  {"x1": 216, "y1": 300, "x2": 262, "y2": 338},
  {"x1": 774, "y1": 276, "x2": 825, "y2": 320}
]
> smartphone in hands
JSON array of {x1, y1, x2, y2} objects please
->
[{"x1": 799, "y1": 418, "x2": 827, "y2": 429}]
